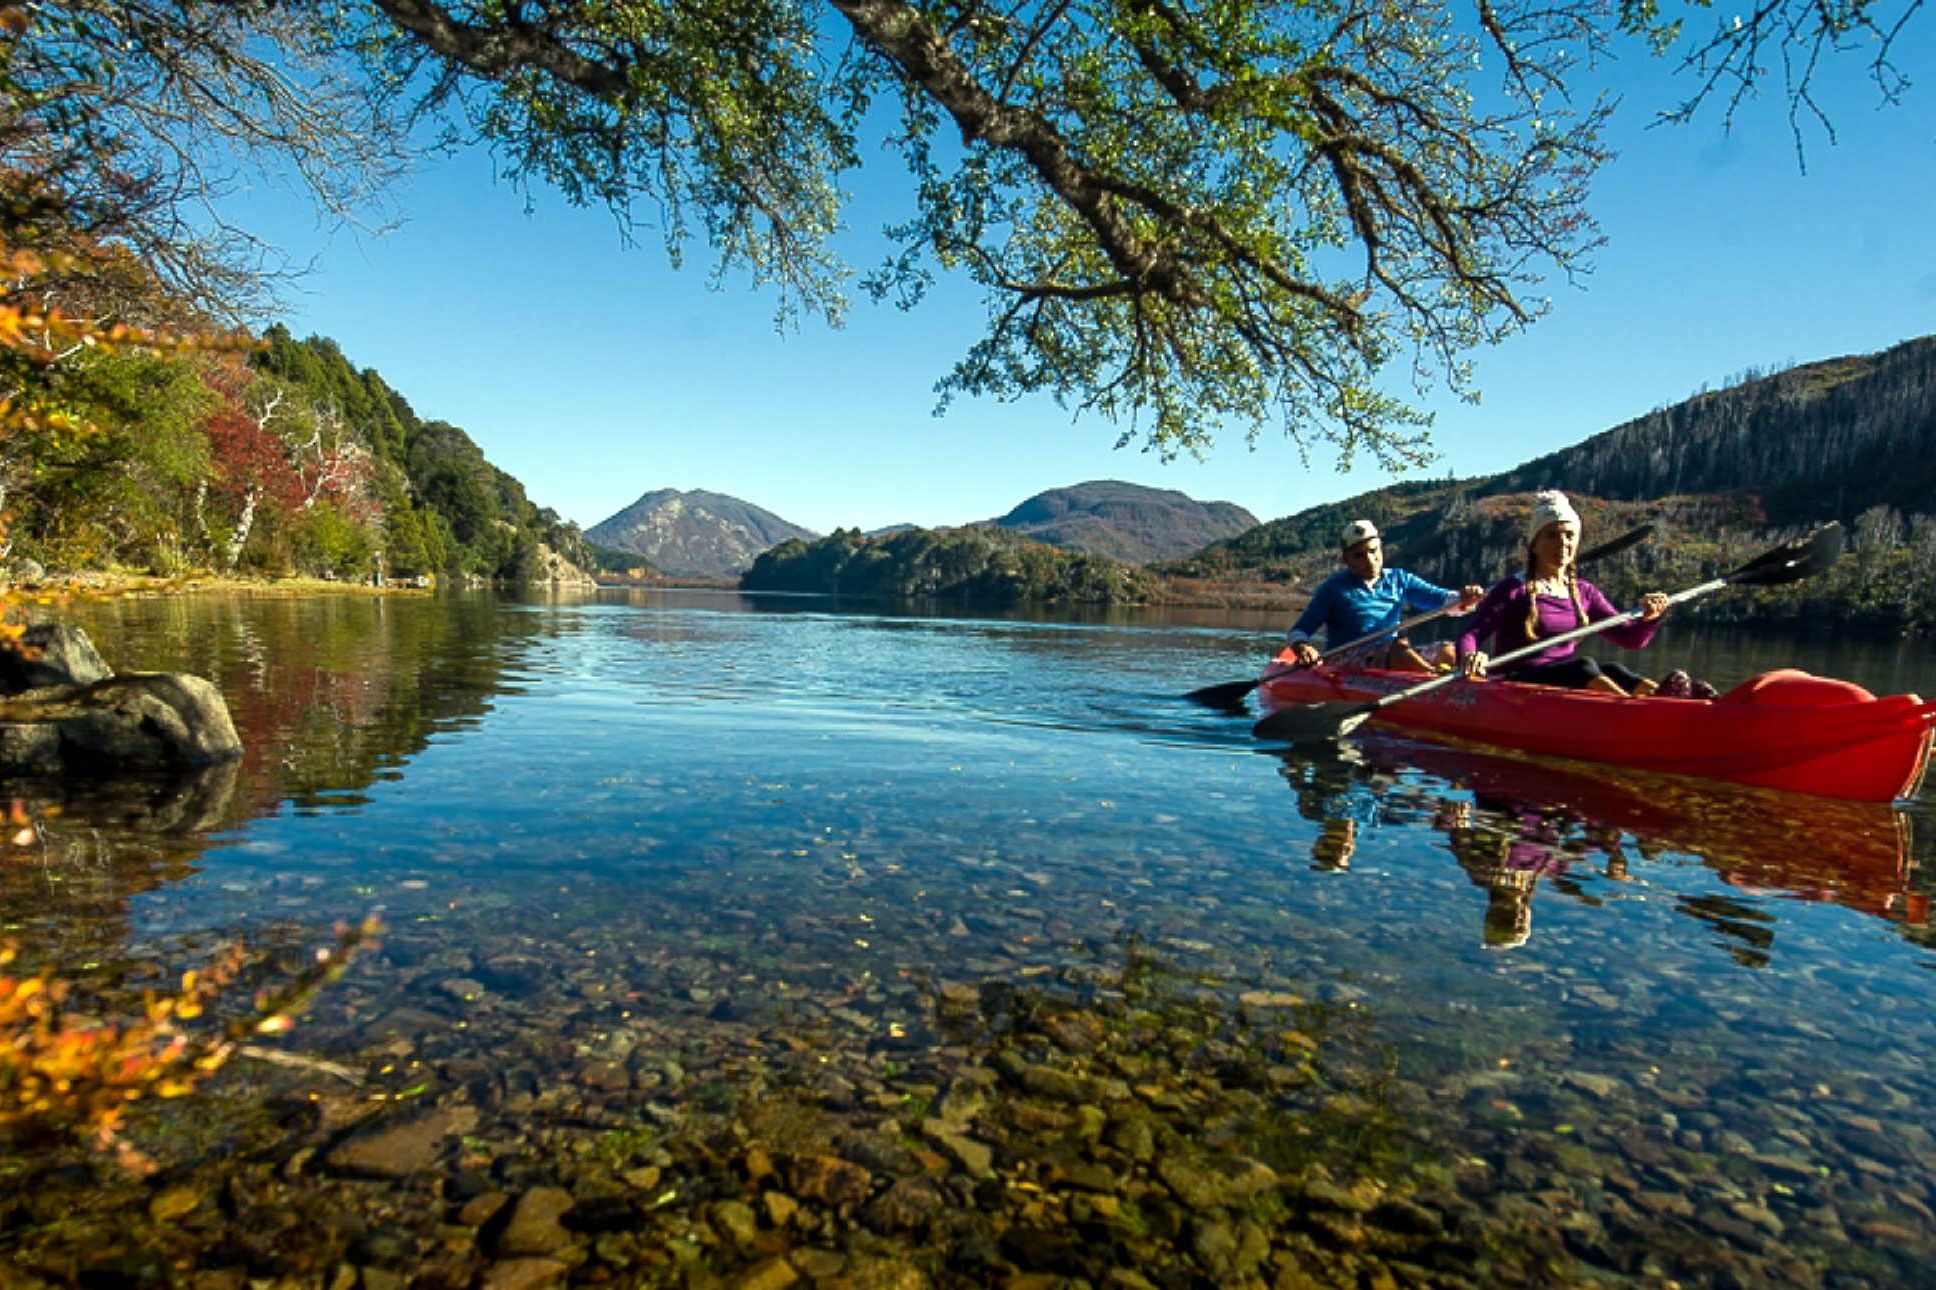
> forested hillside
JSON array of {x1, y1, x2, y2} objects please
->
[
  {"x1": 1165, "y1": 335, "x2": 1936, "y2": 635},
  {"x1": 250, "y1": 329, "x2": 591, "y2": 583},
  {"x1": 742, "y1": 527, "x2": 1158, "y2": 604},
  {"x1": 0, "y1": 265, "x2": 588, "y2": 585},
  {"x1": 1479, "y1": 336, "x2": 1936, "y2": 521},
  {"x1": 981, "y1": 480, "x2": 1258, "y2": 564}
]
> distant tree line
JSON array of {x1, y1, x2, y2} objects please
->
[
  {"x1": 743, "y1": 527, "x2": 1158, "y2": 605},
  {"x1": 583, "y1": 545, "x2": 660, "y2": 579},
  {"x1": 1479, "y1": 337, "x2": 1936, "y2": 525}
]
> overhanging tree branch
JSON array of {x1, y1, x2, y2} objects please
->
[{"x1": 5, "y1": 0, "x2": 1920, "y2": 466}]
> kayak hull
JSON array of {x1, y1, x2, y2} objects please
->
[{"x1": 1256, "y1": 664, "x2": 1936, "y2": 803}]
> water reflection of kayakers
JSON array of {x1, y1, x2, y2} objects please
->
[
  {"x1": 1437, "y1": 801, "x2": 1550, "y2": 949},
  {"x1": 1311, "y1": 818, "x2": 1356, "y2": 871},
  {"x1": 1277, "y1": 751, "x2": 1385, "y2": 872},
  {"x1": 1456, "y1": 490, "x2": 1683, "y2": 696},
  {"x1": 1286, "y1": 519, "x2": 1484, "y2": 672},
  {"x1": 1434, "y1": 797, "x2": 1636, "y2": 950}
]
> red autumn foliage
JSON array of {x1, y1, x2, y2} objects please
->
[{"x1": 200, "y1": 358, "x2": 305, "y2": 515}]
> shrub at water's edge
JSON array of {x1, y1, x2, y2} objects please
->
[{"x1": 742, "y1": 527, "x2": 1159, "y2": 605}]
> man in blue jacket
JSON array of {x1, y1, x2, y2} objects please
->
[{"x1": 1286, "y1": 520, "x2": 1483, "y2": 671}]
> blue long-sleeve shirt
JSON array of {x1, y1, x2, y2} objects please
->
[{"x1": 1287, "y1": 568, "x2": 1460, "y2": 647}]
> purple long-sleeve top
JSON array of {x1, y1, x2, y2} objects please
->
[{"x1": 1455, "y1": 573, "x2": 1658, "y2": 671}]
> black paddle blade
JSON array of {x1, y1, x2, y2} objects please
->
[
  {"x1": 1185, "y1": 677, "x2": 1261, "y2": 711},
  {"x1": 1579, "y1": 523, "x2": 1653, "y2": 564},
  {"x1": 1726, "y1": 523, "x2": 1845, "y2": 588},
  {"x1": 1252, "y1": 700, "x2": 1371, "y2": 742}
]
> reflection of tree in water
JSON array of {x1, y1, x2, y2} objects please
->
[
  {"x1": 0, "y1": 764, "x2": 242, "y2": 962},
  {"x1": 55, "y1": 593, "x2": 534, "y2": 820},
  {"x1": 6, "y1": 595, "x2": 540, "y2": 972},
  {"x1": 1270, "y1": 736, "x2": 1924, "y2": 956}
]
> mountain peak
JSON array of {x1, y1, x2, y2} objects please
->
[{"x1": 586, "y1": 488, "x2": 818, "y2": 578}]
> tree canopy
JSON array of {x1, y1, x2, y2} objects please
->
[{"x1": 2, "y1": 0, "x2": 1922, "y2": 466}]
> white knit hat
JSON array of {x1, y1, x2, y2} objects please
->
[
  {"x1": 1527, "y1": 490, "x2": 1580, "y2": 541},
  {"x1": 1339, "y1": 518, "x2": 1379, "y2": 549}
]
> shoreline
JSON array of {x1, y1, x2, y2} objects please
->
[{"x1": 5, "y1": 571, "x2": 436, "y2": 600}]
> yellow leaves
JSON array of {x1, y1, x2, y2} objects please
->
[
  {"x1": 0, "y1": 239, "x2": 254, "y2": 443},
  {"x1": 0, "y1": 917, "x2": 380, "y2": 1164}
]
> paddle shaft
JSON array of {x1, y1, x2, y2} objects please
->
[
  {"x1": 1299, "y1": 604, "x2": 1452, "y2": 661},
  {"x1": 1183, "y1": 604, "x2": 1454, "y2": 708}
]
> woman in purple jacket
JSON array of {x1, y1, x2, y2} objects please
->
[{"x1": 1456, "y1": 490, "x2": 1670, "y2": 695}]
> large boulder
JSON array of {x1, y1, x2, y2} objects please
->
[
  {"x1": 0, "y1": 627, "x2": 243, "y2": 777},
  {"x1": 3, "y1": 558, "x2": 45, "y2": 587},
  {"x1": 523, "y1": 543, "x2": 597, "y2": 590}
]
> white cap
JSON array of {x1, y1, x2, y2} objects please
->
[
  {"x1": 1339, "y1": 518, "x2": 1379, "y2": 549},
  {"x1": 1527, "y1": 490, "x2": 1580, "y2": 541}
]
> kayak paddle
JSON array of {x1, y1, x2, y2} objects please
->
[
  {"x1": 1184, "y1": 606, "x2": 1456, "y2": 712},
  {"x1": 1185, "y1": 522, "x2": 1656, "y2": 713},
  {"x1": 1252, "y1": 522, "x2": 1845, "y2": 743}
]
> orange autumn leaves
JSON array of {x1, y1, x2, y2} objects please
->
[
  {"x1": 0, "y1": 916, "x2": 382, "y2": 1169},
  {"x1": 1, "y1": 244, "x2": 248, "y2": 438}
]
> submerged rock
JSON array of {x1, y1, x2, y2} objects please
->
[
  {"x1": 321, "y1": 1105, "x2": 481, "y2": 1179},
  {"x1": 1157, "y1": 1152, "x2": 1279, "y2": 1211}
]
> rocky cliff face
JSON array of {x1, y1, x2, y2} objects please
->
[
  {"x1": 523, "y1": 543, "x2": 598, "y2": 590},
  {"x1": 586, "y1": 489, "x2": 818, "y2": 579}
]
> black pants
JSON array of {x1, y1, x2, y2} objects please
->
[{"x1": 1501, "y1": 655, "x2": 1648, "y2": 691}]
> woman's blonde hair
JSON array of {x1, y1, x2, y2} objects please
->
[{"x1": 1522, "y1": 549, "x2": 1585, "y2": 639}]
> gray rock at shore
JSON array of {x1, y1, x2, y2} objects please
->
[
  {"x1": 0, "y1": 673, "x2": 242, "y2": 774},
  {"x1": 0, "y1": 626, "x2": 243, "y2": 776},
  {"x1": 0, "y1": 624, "x2": 110, "y2": 692},
  {"x1": 3, "y1": 557, "x2": 45, "y2": 586}
]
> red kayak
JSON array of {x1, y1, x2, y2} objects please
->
[{"x1": 1257, "y1": 663, "x2": 1936, "y2": 803}]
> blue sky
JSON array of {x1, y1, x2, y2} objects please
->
[{"x1": 242, "y1": 32, "x2": 1933, "y2": 536}]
